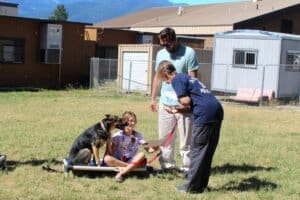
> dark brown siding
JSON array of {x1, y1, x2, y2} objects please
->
[
  {"x1": 59, "y1": 23, "x2": 95, "y2": 87},
  {"x1": 0, "y1": 17, "x2": 58, "y2": 88},
  {"x1": 235, "y1": 5, "x2": 300, "y2": 35},
  {"x1": 0, "y1": 16, "x2": 95, "y2": 89},
  {"x1": 97, "y1": 29, "x2": 138, "y2": 46}
]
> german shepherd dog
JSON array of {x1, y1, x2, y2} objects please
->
[{"x1": 68, "y1": 114, "x2": 128, "y2": 166}]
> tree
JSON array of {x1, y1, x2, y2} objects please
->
[{"x1": 49, "y1": 4, "x2": 68, "y2": 21}]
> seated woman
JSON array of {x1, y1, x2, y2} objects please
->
[{"x1": 103, "y1": 111, "x2": 155, "y2": 182}]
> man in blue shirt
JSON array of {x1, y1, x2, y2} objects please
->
[
  {"x1": 157, "y1": 60, "x2": 224, "y2": 193},
  {"x1": 150, "y1": 27, "x2": 199, "y2": 171}
]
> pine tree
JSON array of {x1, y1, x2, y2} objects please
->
[{"x1": 49, "y1": 4, "x2": 68, "y2": 21}]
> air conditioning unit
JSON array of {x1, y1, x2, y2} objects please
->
[
  {"x1": 40, "y1": 49, "x2": 61, "y2": 64},
  {"x1": 40, "y1": 24, "x2": 62, "y2": 64}
]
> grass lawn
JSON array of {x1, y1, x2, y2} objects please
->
[{"x1": 0, "y1": 85, "x2": 299, "y2": 200}]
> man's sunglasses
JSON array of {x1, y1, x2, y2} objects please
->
[{"x1": 160, "y1": 42, "x2": 174, "y2": 48}]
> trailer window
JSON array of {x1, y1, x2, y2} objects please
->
[
  {"x1": 0, "y1": 37, "x2": 25, "y2": 64},
  {"x1": 286, "y1": 51, "x2": 300, "y2": 72},
  {"x1": 281, "y1": 19, "x2": 293, "y2": 34},
  {"x1": 233, "y1": 49, "x2": 257, "y2": 68}
]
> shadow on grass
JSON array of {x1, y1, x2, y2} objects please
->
[
  {"x1": 4, "y1": 158, "x2": 62, "y2": 172},
  {"x1": 216, "y1": 176, "x2": 278, "y2": 192},
  {"x1": 212, "y1": 163, "x2": 275, "y2": 174},
  {"x1": 71, "y1": 170, "x2": 151, "y2": 180},
  {"x1": 3, "y1": 158, "x2": 152, "y2": 180}
]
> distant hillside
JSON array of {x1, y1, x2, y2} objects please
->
[{"x1": 5, "y1": 0, "x2": 179, "y2": 23}]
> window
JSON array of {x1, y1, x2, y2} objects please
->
[
  {"x1": 233, "y1": 49, "x2": 258, "y2": 68},
  {"x1": 0, "y1": 37, "x2": 25, "y2": 64},
  {"x1": 286, "y1": 51, "x2": 300, "y2": 72},
  {"x1": 281, "y1": 19, "x2": 293, "y2": 34},
  {"x1": 96, "y1": 46, "x2": 118, "y2": 59}
]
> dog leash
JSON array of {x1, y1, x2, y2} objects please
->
[
  {"x1": 161, "y1": 118, "x2": 178, "y2": 147},
  {"x1": 148, "y1": 118, "x2": 178, "y2": 164},
  {"x1": 130, "y1": 118, "x2": 178, "y2": 167}
]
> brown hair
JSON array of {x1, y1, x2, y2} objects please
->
[{"x1": 122, "y1": 111, "x2": 137, "y2": 124}]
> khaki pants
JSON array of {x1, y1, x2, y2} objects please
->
[{"x1": 158, "y1": 104, "x2": 193, "y2": 169}]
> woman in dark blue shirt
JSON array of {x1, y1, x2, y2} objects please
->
[{"x1": 156, "y1": 60, "x2": 224, "y2": 193}]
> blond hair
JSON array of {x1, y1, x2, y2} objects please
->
[{"x1": 157, "y1": 60, "x2": 176, "y2": 79}]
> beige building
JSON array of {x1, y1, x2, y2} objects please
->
[
  {"x1": 94, "y1": 0, "x2": 300, "y2": 49},
  {"x1": 0, "y1": 2, "x2": 18, "y2": 16}
]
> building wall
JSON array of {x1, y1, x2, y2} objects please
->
[
  {"x1": 0, "y1": 16, "x2": 95, "y2": 88},
  {"x1": 0, "y1": 17, "x2": 58, "y2": 88},
  {"x1": 202, "y1": 36, "x2": 214, "y2": 49},
  {"x1": 278, "y1": 39, "x2": 300, "y2": 97},
  {"x1": 0, "y1": 3, "x2": 18, "y2": 16},
  {"x1": 235, "y1": 5, "x2": 300, "y2": 35},
  {"x1": 117, "y1": 44, "x2": 161, "y2": 94},
  {"x1": 212, "y1": 36, "x2": 281, "y2": 94},
  {"x1": 97, "y1": 29, "x2": 139, "y2": 46},
  {"x1": 59, "y1": 22, "x2": 95, "y2": 87}
]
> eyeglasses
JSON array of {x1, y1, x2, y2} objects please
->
[{"x1": 160, "y1": 41, "x2": 174, "y2": 48}]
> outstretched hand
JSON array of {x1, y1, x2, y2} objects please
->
[
  {"x1": 148, "y1": 146, "x2": 159, "y2": 153},
  {"x1": 165, "y1": 106, "x2": 178, "y2": 114}
]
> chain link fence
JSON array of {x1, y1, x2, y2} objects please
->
[
  {"x1": 89, "y1": 58, "x2": 118, "y2": 88},
  {"x1": 89, "y1": 57, "x2": 300, "y2": 106}
]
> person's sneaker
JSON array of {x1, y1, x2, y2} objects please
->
[
  {"x1": 0, "y1": 155, "x2": 6, "y2": 170},
  {"x1": 176, "y1": 184, "x2": 205, "y2": 193},
  {"x1": 175, "y1": 184, "x2": 188, "y2": 193},
  {"x1": 179, "y1": 167, "x2": 189, "y2": 173},
  {"x1": 89, "y1": 160, "x2": 96, "y2": 166},
  {"x1": 63, "y1": 158, "x2": 69, "y2": 166},
  {"x1": 62, "y1": 158, "x2": 72, "y2": 177}
]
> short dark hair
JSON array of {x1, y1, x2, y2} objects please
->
[{"x1": 158, "y1": 27, "x2": 176, "y2": 42}]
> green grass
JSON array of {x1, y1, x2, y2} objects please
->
[{"x1": 0, "y1": 85, "x2": 299, "y2": 200}]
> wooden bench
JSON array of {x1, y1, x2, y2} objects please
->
[
  {"x1": 229, "y1": 88, "x2": 255, "y2": 102},
  {"x1": 230, "y1": 88, "x2": 274, "y2": 103}
]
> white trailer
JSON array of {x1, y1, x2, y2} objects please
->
[{"x1": 212, "y1": 29, "x2": 300, "y2": 98}]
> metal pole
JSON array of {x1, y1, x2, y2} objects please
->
[
  {"x1": 108, "y1": 59, "x2": 111, "y2": 80},
  {"x1": 127, "y1": 61, "x2": 132, "y2": 93},
  {"x1": 58, "y1": 63, "x2": 62, "y2": 89},
  {"x1": 224, "y1": 64, "x2": 229, "y2": 94},
  {"x1": 89, "y1": 58, "x2": 93, "y2": 89},
  {"x1": 259, "y1": 65, "x2": 266, "y2": 107}
]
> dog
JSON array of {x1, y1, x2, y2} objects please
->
[{"x1": 68, "y1": 114, "x2": 128, "y2": 166}]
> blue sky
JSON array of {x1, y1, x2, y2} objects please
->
[{"x1": 169, "y1": 0, "x2": 246, "y2": 5}]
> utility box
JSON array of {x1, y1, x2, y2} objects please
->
[
  {"x1": 118, "y1": 44, "x2": 161, "y2": 94},
  {"x1": 40, "y1": 24, "x2": 62, "y2": 64}
]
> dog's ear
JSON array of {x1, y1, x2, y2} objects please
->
[{"x1": 105, "y1": 114, "x2": 111, "y2": 119}]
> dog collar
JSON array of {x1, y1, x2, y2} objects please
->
[{"x1": 100, "y1": 121, "x2": 107, "y2": 133}]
